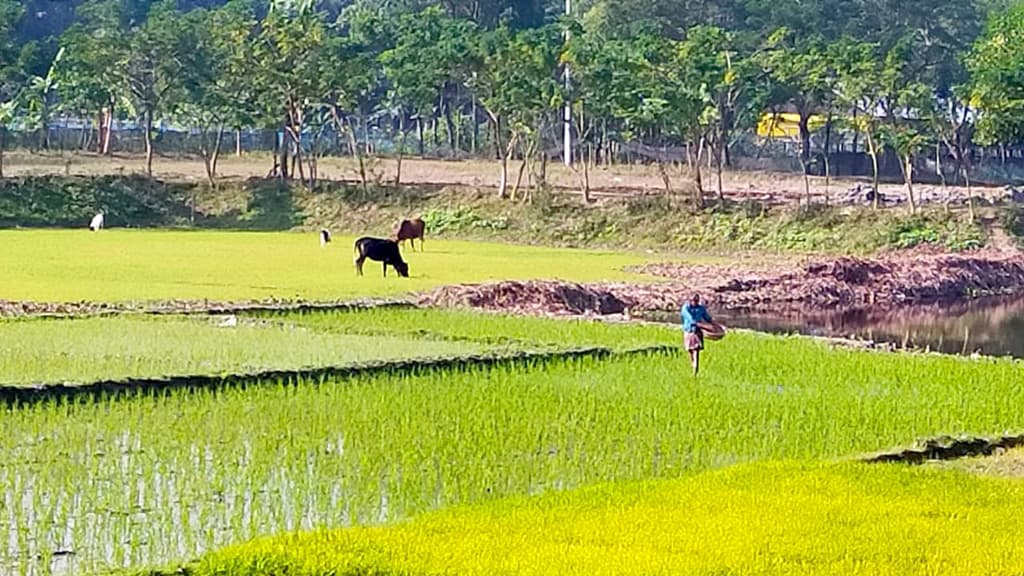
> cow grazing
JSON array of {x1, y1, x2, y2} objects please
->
[
  {"x1": 320, "y1": 228, "x2": 332, "y2": 247},
  {"x1": 354, "y1": 237, "x2": 409, "y2": 277},
  {"x1": 89, "y1": 212, "x2": 104, "y2": 232},
  {"x1": 394, "y1": 218, "x2": 426, "y2": 251}
]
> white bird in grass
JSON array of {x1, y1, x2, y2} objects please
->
[
  {"x1": 320, "y1": 228, "x2": 332, "y2": 248},
  {"x1": 89, "y1": 212, "x2": 104, "y2": 232},
  {"x1": 218, "y1": 314, "x2": 238, "y2": 328}
]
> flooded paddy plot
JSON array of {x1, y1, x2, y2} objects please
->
[
  {"x1": 0, "y1": 315, "x2": 490, "y2": 386},
  {"x1": 2, "y1": 329, "x2": 1024, "y2": 575}
]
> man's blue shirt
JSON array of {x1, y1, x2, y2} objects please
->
[{"x1": 681, "y1": 304, "x2": 712, "y2": 332}]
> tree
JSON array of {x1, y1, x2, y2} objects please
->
[
  {"x1": 324, "y1": 8, "x2": 386, "y2": 193},
  {"x1": 833, "y1": 38, "x2": 887, "y2": 209},
  {"x1": 175, "y1": 3, "x2": 257, "y2": 188},
  {"x1": 117, "y1": 1, "x2": 194, "y2": 176},
  {"x1": 0, "y1": 0, "x2": 24, "y2": 177},
  {"x1": 250, "y1": 3, "x2": 330, "y2": 185},
  {"x1": 54, "y1": 1, "x2": 123, "y2": 155},
  {"x1": 879, "y1": 68, "x2": 933, "y2": 213},
  {"x1": 969, "y1": 2, "x2": 1024, "y2": 148},
  {"x1": 380, "y1": 7, "x2": 478, "y2": 183},
  {"x1": 22, "y1": 48, "x2": 64, "y2": 151},
  {"x1": 469, "y1": 24, "x2": 563, "y2": 199},
  {"x1": 677, "y1": 25, "x2": 764, "y2": 202},
  {"x1": 761, "y1": 29, "x2": 833, "y2": 170}
]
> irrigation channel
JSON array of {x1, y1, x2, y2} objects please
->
[{"x1": 648, "y1": 294, "x2": 1024, "y2": 358}]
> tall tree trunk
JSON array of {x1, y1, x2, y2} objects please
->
[
  {"x1": 867, "y1": 131, "x2": 880, "y2": 210},
  {"x1": 798, "y1": 109, "x2": 812, "y2": 168},
  {"x1": 235, "y1": 128, "x2": 242, "y2": 157},
  {"x1": 964, "y1": 163, "x2": 975, "y2": 221},
  {"x1": 102, "y1": 106, "x2": 114, "y2": 156},
  {"x1": 511, "y1": 138, "x2": 530, "y2": 202},
  {"x1": 395, "y1": 114, "x2": 407, "y2": 186},
  {"x1": 714, "y1": 135, "x2": 725, "y2": 203},
  {"x1": 335, "y1": 113, "x2": 369, "y2": 196},
  {"x1": 278, "y1": 127, "x2": 290, "y2": 180},
  {"x1": 417, "y1": 117, "x2": 424, "y2": 157},
  {"x1": 202, "y1": 125, "x2": 225, "y2": 189},
  {"x1": 95, "y1": 111, "x2": 104, "y2": 153},
  {"x1": 693, "y1": 135, "x2": 706, "y2": 209},
  {"x1": 443, "y1": 95, "x2": 456, "y2": 154},
  {"x1": 492, "y1": 116, "x2": 515, "y2": 199},
  {"x1": 823, "y1": 114, "x2": 833, "y2": 193},
  {"x1": 902, "y1": 153, "x2": 916, "y2": 213},
  {"x1": 144, "y1": 111, "x2": 154, "y2": 177},
  {"x1": 471, "y1": 97, "x2": 478, "y2": 155}
]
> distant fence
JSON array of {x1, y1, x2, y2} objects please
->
[{"x1": 4, "y1": 121, "x2": 1024, "y2": 185}]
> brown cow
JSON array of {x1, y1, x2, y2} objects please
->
[{"x1": 393, "y1": 218, "x2": 426, "y2": 252}]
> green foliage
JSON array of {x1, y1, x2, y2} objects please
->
[
  {"x1": 969, "y1": 2, "x2": 1024, "y2": 145},
  {"x1": 421, "y1": 206, "x2": 510, "y2": 232},
  {"x1": 886, "y1": 214, "x2": 985, "y2": 252},
  {"x1": 0, "y1": 175, "x2": 189, "y2": 227},
  {"x1": 1001, "y1": 205, "x2": 1024, "y2": 242}
]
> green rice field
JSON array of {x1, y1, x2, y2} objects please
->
[
  {"x1": 2, "y1": 308, "x2": 1024, "y2": 575},
  {"x1": 195, "y1": 461, "x2": 1024, "y2": 575},
  {"x1": 0, "y1": 315, "x2": 490, "y2": 386},
  {"x1": 4, "y1": 230, "x2": 1024, "y2": 576},
  {"x1": 0, "y1": 229, "x2": 665, "y2": 302}
]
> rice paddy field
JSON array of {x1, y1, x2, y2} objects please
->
[
  {"x1": 3, "y1": 229, "x2": 1024, "y2": 576},
  {"x1": 2, "y1": 305, "x2": 1024, "y2": 575},
  {"x1": 0, "y1": 229, "x2": 665, "y2": 302}
]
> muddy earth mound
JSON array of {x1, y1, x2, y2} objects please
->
[
  {"x1": 421, "y1": 253, "x2": 1024, "y2": 316},
  {"x1": 418, "y1": 281, "x2": 629, "y2": 316}
]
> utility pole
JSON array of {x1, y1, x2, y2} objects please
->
[{"x1": 563, "y1": 0, "x2": 572, "y2": 167}]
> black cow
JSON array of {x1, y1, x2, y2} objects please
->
[{"x1": 354, "y1": 237, "x2": 409, "y2": 277}]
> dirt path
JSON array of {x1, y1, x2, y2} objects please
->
[{"x1": 4, "y1": 151, "x2": 1013, "y2": 208}]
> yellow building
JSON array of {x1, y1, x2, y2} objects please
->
[{"x1": 756, "y1": 112, "x2": 828, "y2": 139}]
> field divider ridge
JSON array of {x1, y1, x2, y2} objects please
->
[
  {"x1": 864, "y1": 433, "x2": 1024, "y2": 464},
  {"x1": 0, "y1": 345, "x2": 679, "y2": 407},
  {"x1": 0, "y1": 297, "x2": 418, "y2": 320}
]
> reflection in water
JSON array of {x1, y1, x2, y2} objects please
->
[{"x1": 645, "y1": 296, "x2": 1024, "y2": 358}]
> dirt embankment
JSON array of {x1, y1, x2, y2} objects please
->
[{"x1": 418, "y1": 252, "x2": 1024, "y2": 316}]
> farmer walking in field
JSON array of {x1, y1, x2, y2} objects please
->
[{"x1": 681, "y1": 293, "x2": 723, "y2": 376}]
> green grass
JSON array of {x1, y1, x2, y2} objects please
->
[
  {"x1": 0, "y1": 309, "x2": 676, "y2": 386},
  {"x1": 0, "y1": 229, "x2": 665, "y2": 303},
  {"x1": 265, "y1": 307, "x2": 681, "y2": 351},
  {"x1": 189, "y1": 461, "x2": 1024, "y2": 576},
  {"x1": 3, "y1": 324, "x2": 1024, "y2": 575},
  {"x1": 0, "y1": 315, "x2": 489, "y2": 385}
]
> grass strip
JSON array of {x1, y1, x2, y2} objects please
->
[
  {"x1": 0, "y1": 345, "x2": 676, "y2": 406},
  {"x1": 0, "y1": 315, "x2": 486, "y2": 386}
]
